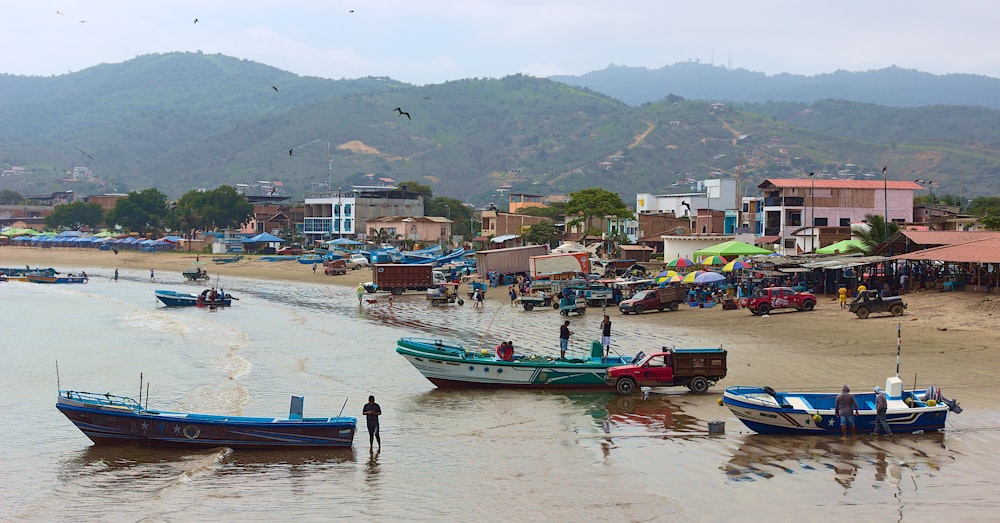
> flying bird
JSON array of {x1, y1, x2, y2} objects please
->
[
  {"x1": 77, "y1": 148, "x2": 93, "y2": 160},
  {"x1": 393, "y1": 107, "x2": 411, "y2": 120},
  {"x1": 56, "y1": 10, "x2": 63, "y2": 15},
  {"x1": 272, "y1": 85, "x2": 278, "y2": 92},
  {"x1": 79, "y1": 20, "x2": 86, "y2": 23},
  {"x1": 194, "y1": 18, "x2": 199, "y2": 24},
  {"x1": 289, "y1": 148, "x2": 294, "y2": 156}
]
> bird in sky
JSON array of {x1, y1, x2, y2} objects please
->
[
  {"x1": 56, "y1": 10, "x2": 63, "y2": 15},
  {"x1": 393, "y1": 107, "x2": 411, "y2": 120},
  {"x1": 79, "y1": 20, "x2": 86, "y2": 23},
  {"x1": 272, "y1": 85, "x2": 278, "y2": 92},
  {"x1": 194, "y1": 18, "x2": 199, "y2": 24},
  {"x1": 289, "y1": 148, "x2": 294, "y2": 156},
  {"x1": 77, "y1": 148, "x2": 93, "y2": 160}
]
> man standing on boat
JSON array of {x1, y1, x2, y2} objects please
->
[
  {"x1": 835, "y1": 385, "x2": 860, "y2": 438},
  {"x1": 872, "y1": 386, "x2": 893, "y2": 436},
  {"x1": 363, "y1": 395, "x2": 381, "y2": 450},
  {"x1": 559, "y1": 320, "x2": 573, "y2": 359},
  {"x1": 600, "y1": 315, "x2": 612, "y2": 360}
]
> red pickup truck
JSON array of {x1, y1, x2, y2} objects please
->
[
  {"x1": 738, "y1": 286, "x2": 816, "y2": 315},
  {"x1": 606, "y1": 347, "x2": 728, "y2": 394}
]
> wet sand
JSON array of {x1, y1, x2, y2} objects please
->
[{"x1": 4, "y1": 246, "x2": 999, "y2": 410}]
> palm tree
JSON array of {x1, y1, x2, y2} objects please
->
[{"x1": 852, "y1": 214, "x2": 900, "y2": 252}]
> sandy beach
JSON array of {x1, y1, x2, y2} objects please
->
[{"x1": 5, "y1": 246, "x2": 999, "y2": 410}]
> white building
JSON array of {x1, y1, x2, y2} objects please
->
[{"x1": 636, "y1": 179, "x2": 737, "y2": 217}]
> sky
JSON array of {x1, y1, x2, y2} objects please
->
[{"x1": 2, "y1": 1, "x2": 999, "y2": 84}]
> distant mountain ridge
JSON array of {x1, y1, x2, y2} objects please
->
[
  {"x1": 549, "y1": 62, "x2": 1000, "y2": 108},
  {"x1": 1, "y1": 52, "x2": 998, "y2": 204}
]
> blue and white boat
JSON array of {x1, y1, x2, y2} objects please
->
[
  {"x1": 56, "y1": 389, "x2": 355, "y2": 449},
  {"x1": 155, "y1": 289, "x2": 234, "y2": 307},
  {"x1": 722, "y1": 376, "x2": 961, "y2": 435}
]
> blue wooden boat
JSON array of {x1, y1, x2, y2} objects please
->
[
  {"x1": 212, "y1": 254, "x2": 243, "y2": 264},
  {"x1": 56, "y1": 390, "x2": 356, "y2": 449},
  {"x1": 298, "y1": 254, "x2": 324, "y2": 264},
  {"x1": 722, "y1": 376, "x2": 961, "y2": 435},
  {"x1": 155, "y1": 289, "x2": 234, "y2": 307},
  {"x1": 26, "y1": 274, "x2": 88, "y2": 284},
  {"x1": 396, "y1": 337, "x2": 638, "y2": 389}
]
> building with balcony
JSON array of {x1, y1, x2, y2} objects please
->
[
  {"x1": 303, "y1": 186, "x2": 423, "y2": 244},
  {"x1": 758, "y1": 178, "x2": 922, "y2": 254},
  {"x1": 508, "y1": 193, "x2": 545, "y2": 213},
  {"x1": 365, "y1": 216, "x2": 452, "y2": 246}
]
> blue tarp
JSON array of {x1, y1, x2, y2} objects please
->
[{"x1": 243, "y1": 232, "x2": 285, "y2": 243}]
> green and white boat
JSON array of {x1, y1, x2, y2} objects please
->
[{"x1": 396, "y1": 337, "x2": 639, "y2": 389}]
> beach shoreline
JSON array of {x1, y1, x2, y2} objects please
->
[{"x1": 5, "y1": 246, "x2": 999, "y2": 410}]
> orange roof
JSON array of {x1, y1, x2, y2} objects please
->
[
  {"x1": 892, "y1": 236, "x2": 1000, "y2": 263},
  {"x1": 897, "y1": 230, "x2": 1000, "y2": 246},
  {"x1": 759, "y1": 179, "x2": 923, "y2": 190}
]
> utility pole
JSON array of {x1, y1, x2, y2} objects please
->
[
  {"x1": 882, "y1": 167, "x2": 889, "y2": 242},
  {"x1": 808, "y1": 172, "x2": 815, "y2": 253}
]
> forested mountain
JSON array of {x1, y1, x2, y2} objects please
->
[
  {"x1": 550, "y1": 62, "x2": 1000, "y2": 109},
  {"x1": 1, "y1": 53, "x2": 998, "y2": 205}
]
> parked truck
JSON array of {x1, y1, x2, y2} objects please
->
[
  {"x1": 606, "y1": 347, "x2": 728, "y2": 394},
  {"x1": 849, "y1": 289, "x2": 907, "y2": 319},
  {"x1": 474, "y1": 245, "x2": 548, "y2": 276},
  {"x1": 364, "y1": 264, "x2": 446, "y2": 295},
  {"x1": 738, "y1": 286, "x2": 816, "y2": 315},
  {"x1": 618, "y1": 287, "x2": 687, "y2": 314},
  {"x1": 528, "y1": 252, "x2": 591, "y2": 279}
]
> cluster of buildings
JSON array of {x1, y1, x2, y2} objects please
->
[{"x1": 0, "y1": 176, "x2": 984, "y2": 259}]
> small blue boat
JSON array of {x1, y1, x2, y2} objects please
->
[
  {"x1": 155, "y1": 289, "x2": 234, "y2": 307},
  {"x1": 57, "y1": 390, "x2": 356, "y2": 449},
  {"x1": 722, "y1": 376, "x2": 961, "y2": 435},
  {"x1": 298, "y1": 254, "x2": 325, "y2": 264},
  {"x1": 26, "y1": 274, "x2": 88, "y2": 284}
]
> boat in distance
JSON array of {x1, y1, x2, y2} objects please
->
[
  {"x1": 56, "y1": 390, "x2": 356, "y2": 449},
  {"x1": 721, "y1": 376, "x2": 961, "y2": 435},
  {"x1": 395, "y1": 337, "x2": 638, "y2": 389},
  {"x1": 155, "y1": 289, "x2": 234, "y2": 307}
]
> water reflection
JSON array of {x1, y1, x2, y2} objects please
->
[{"x1": 722, "y1": 432, "x2": 949, "y2": 491}]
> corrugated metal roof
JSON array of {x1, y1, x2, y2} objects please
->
[
  {"x1": 759, "y1": 179, "x2": 923, "y2": 190},
  {"x1": 891, "y1": 236, "x2": 1000, "y2": 263},
  {"x1": 896, "y1": 230, "x2": 1000, "y2": 246}
]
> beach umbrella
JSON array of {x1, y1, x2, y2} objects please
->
[
  {"x1": 666, "y1": 274, "x2": 685, "y2": 283},
  {"x1": 654, "y1": 270, "x2": 679, "y2": 284},
  {"x1": 722, "y1": 259, "x2": 749, "y2": 272},
  {"x1": 694, "y1": 271, "x2": 726, "y2": 284},
  {"x1": 700, "y1": 255, "x2": 728, "y2": 267},
  {"x1": 667, "y1": 257, "x2": 695, "y2": 269},
  {"x1": 682, "y1": 270, "x2": 707, "y2": 283}
]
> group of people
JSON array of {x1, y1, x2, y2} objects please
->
[
  {"x1": 495, "y1": 340, "x2": 515, "y2": 361},
  {"x1": 557, "y1": 314, "x2": 613, "y2": 360},
  {"x1": 834, "y1": 384, "x2": 892, "y2": 438}
]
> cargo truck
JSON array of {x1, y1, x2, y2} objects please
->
[
  {"x1": 528, "y1": 252, "x2": 591, "y2": 279},
  {"x1": 363, "y1": 264, "x2": 446, "y2": 295}
]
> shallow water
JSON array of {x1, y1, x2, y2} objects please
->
[{"x1": 1, "y1": 271, "x2": 997, "y2": 521}]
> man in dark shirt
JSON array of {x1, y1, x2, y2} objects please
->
[
  {"x1": 834, "y1": 385, "x2": 860, "y2": 438},
  {"x1": 600, "y1": 315, "x2": 612, "y2": 359},
  {"x1": 363, "y1": 395, "x2": 381, "y2": 449},
  {"x1": 872, "y1": 386, "x2": 893, "y2": 436},
  {"x1": 559, "y1": 321, "x2": 573, "y2": 359}
]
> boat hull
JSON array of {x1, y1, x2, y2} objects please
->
[
  {"x1": 155, "y1": 290, "x2": 232, "y2": 307},
  {"x1": 722, "y1": 386, "x2": 951, "y2": 435},
  {"x1": 396, "y1": 337, "x2": 633, "y2": 389},
  {"x1": 56, "y1": 393, "x2": 355, "y2": 449},
  {"x1": 26, "y1": 275, "x2": 87, "y2": 284}
]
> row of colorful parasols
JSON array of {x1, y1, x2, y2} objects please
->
[{"x1": 665, "y1": 256, "x2": 751, "y2": 273}]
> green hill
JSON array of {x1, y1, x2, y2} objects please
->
[{"x1": 1, "y1": 53, "x2": 998, "y2": 203}]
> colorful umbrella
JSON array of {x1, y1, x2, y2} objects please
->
[
  {"x1": 694, "y1": 271, "x2": 726, "y2": 284},
  {"x1": 667, "y1": 257, "x2": 695, "y2": 269},
  {"x1": 666, "y1": 274, "x2": 685, "y2": 283},
  {"x1": 700, "y1": 255, "x2": 728, "y2": 266},
  {"x1": 682, "y1": 270, "x2": 707, "y2": 283},
  {"x1": 722, "y1": 260, "x2": 749, "y2": 272},
  {"x1": 654, "y1": 270, "x2": 679, "y2": 284}
]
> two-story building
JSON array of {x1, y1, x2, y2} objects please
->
[
  {"x1": 365, "y1": 216, "x2": 452, "y2": 246},
  {"x1": 758, "y1": 178, "x2": 922, "y2": 254},
  {"x1": 302, "y1": 186, "x2": 424, "y2": 245}
]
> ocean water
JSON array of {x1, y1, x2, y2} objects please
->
[{"x1": 1, "y1": 269, "x2": 997, "y2": 521}]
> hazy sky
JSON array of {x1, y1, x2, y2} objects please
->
[{"x1": 2, "y1": 1, "x2": 998, "y2": 84}]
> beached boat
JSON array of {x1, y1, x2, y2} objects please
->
[
  {"x1": 722, "y1": 376, "x2": 961, "y2": 435},
  {"x1": 26, "y1": 274, "x2": 88, "y2": 284},
  {"x1": 298, "y1": 254, "x2": 324, "y2": 265},
  {"x1": 396, "y1": 337, "x2": 638, "y2": 389},
  {"x1": 155, "y1": 289, "x2": 234, "y2": 307},
  {"x1": 56, "y1": 389, "x2": 356, "y2": 449},
  {"x1": 212, "y1": 254, "x2": 243, "y2": 264}
]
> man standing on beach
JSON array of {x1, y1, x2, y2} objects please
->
[
  {"x1": 363, "y1": 395, "x2": 381, "y2": 450},
  {"x1": 150, "y1": 269, "x2": 154, "y2": 281},
  {"x1": 357, "y1": 283, "x2": 365, "y2": 305},
  {"x1": 113, "y1": 268, "x2": 119, "y2": 282},
  {"x1": 835, "y1": 385, "x2": 860, "y2": 438},
  {"x1": 559, "y1": 320, "x2": 573, "y2": 359},
  {"x1": 600, "y1": 315, "x2": 612, "y2": 359}
]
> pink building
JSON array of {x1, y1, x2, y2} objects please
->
[
  {"x1": 758, "y1": 178, "x2": 922, "y2": 254},
  {"x1": 365, "y1": 216, "x2": 452, "y2": 245}
]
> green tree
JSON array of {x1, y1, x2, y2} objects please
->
[
  {"x1": 968, "y1": 196, "x2": 1000, "y2": 217},
  {"x1": 106, "y1": 188, "x2": 169, "y2": 235},
  {"x1": 519, "y1": 202, "x2": 567, "y2": 220},
  {"x1": 523, "y1": 222, "x2": 559, "y2": 248},
  {"x1": 426, "y1": 196, "x2": 474, "y2": 237},
  {"x1": 852, "y1": 214, "x2": 900, "y2": 252},
  {"x1": 565, "y1": 187, "x2": 634, "y2": 228},
  {"x1": 398, "y1": 180, "x2": 434, "y2": 214},
  {"x1": 44, "y1": 201, "x2": 106, "y2": 230},
  {"x1": 980, "y1": 215, "x2": 1000, "y2": 230},
  {"x1": 0, "y1": 190, "x2": 22, "y2": 205},
  {"x1": 167, "y1": 186, "x2": 253, "y2": 234}
]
